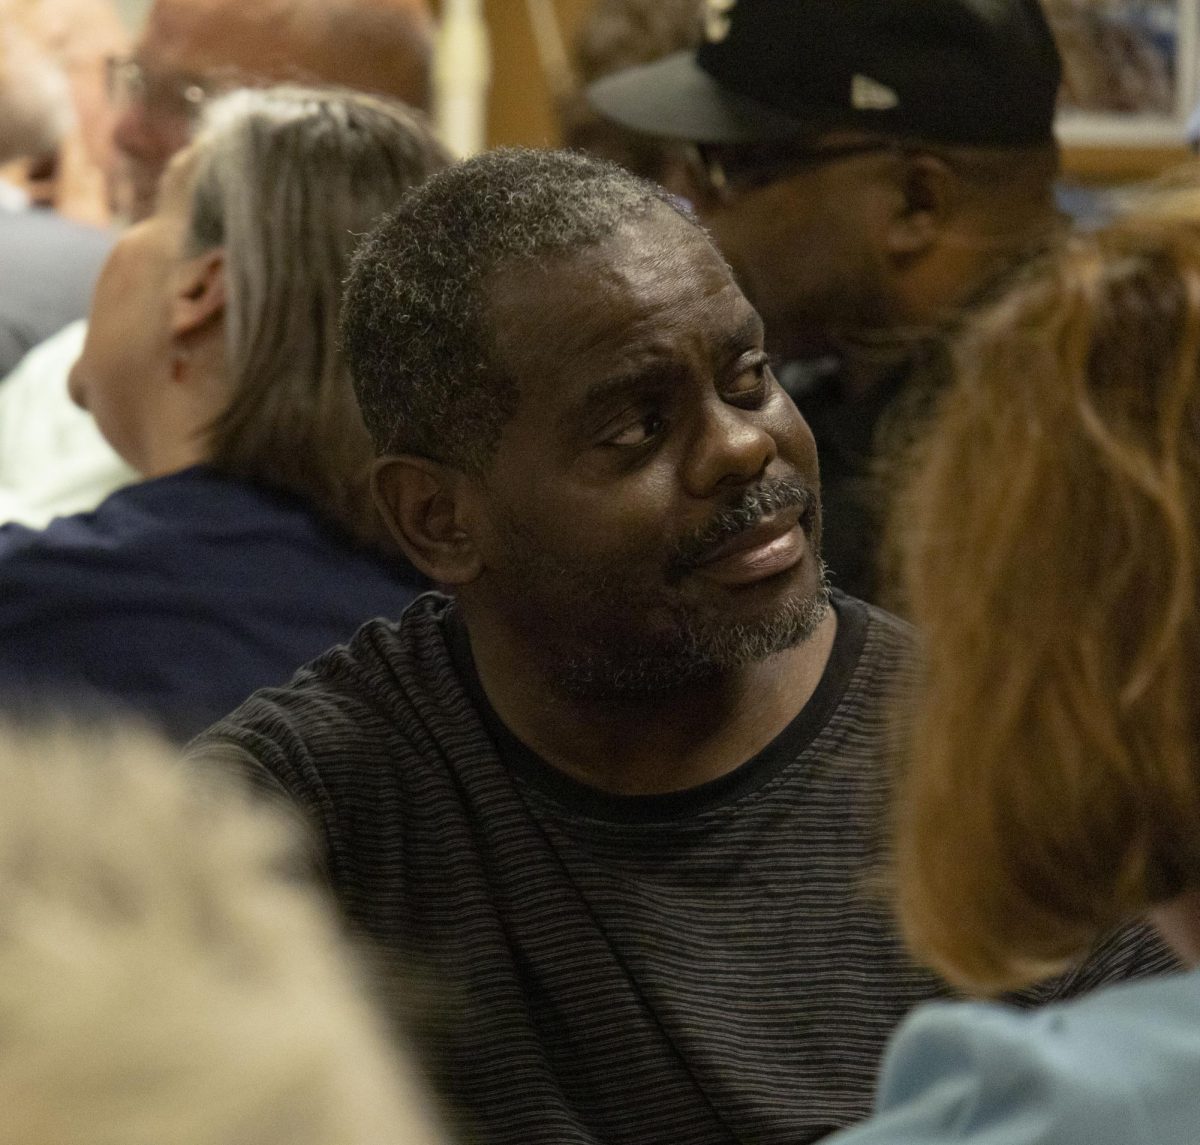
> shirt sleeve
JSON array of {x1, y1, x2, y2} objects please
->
[{"x1": 822, "y1": 998, "x2": 1144, "y2": 1145}]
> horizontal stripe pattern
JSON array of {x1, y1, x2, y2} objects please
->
[{"x1": 194, "y1": 592, "x2": 1176, "y2": 1145}]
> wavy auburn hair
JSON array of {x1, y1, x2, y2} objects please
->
[{"x1": 891, "y1": 217, "x2": 1200, "y2": 993}]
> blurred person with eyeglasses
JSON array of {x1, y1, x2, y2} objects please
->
[
  {"x1": 105, "y1": 0, "x2": 433, "y2": 226},
  {"x1": 0, "y1": 0, "x2": 435, "y2": 530},
  {"x1": 589, "y1": 0, "x2": 1066, "y2": 606}
]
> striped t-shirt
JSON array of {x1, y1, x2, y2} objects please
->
[{"x1": 194, "y1": 591, "x2": 1175, "y2": 1145}]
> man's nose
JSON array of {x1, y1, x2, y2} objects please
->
[{"x1": 682, "y1": 400, "x2": 777, "y2": 498}]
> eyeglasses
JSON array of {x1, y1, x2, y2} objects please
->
[
  {"x1": 105, "y1": 56, "x2": 211, "y2": 121},
  {"x1": 684, "y1": 139, "x2": 902, "y2": 203}
]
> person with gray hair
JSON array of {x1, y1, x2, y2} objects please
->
[
  {"x1": 0, "y1": 719, "x2": 448, "y2": 1145},
  {"x1": 0, "y1": 0, "x2": 435, "y2": 529},
  {"x1": 194, "y1": 145, "x2": 1174, "y2": 1145},
  {"x1": 0, "y1": 86, "x2": 448, "y2": 741}
]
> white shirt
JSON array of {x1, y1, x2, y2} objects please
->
[{"x1": 0, "y1": 320, "x2": 137, "y2": 526}]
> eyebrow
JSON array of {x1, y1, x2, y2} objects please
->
[
  {"x1": 722, "y1": 309, "x2": 767, "y2": 358},
  {"x1": 566, "y1": 368, "x2": 673, "y2": 431},
  {"x1": 565, "y1": 309, "x2": 766, "y2": 431}
]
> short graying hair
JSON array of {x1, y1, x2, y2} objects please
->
[
  {"x1": 184, "y1": 85, "x2": 450, "y2": 545},
  {"x1": 342, "y1": 147, "x2": 689, "y2": 474}
]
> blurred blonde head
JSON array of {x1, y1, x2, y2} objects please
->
[
  {"x1": 0, "y1": 722, "x2": 447, "y2": 1145},
  {"x1": 891, "y1": 216, "x2": 1200, "y2": 994}
]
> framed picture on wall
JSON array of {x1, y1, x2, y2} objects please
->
[{"x1": 1049, "y1": 0, "x2": 1200, "y2": 146}]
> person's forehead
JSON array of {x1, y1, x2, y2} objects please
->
[
  {"x1": 486, "y1": 208, "x2": 753, "y2": 392},
  {"x1": 138, "y1": 0, "x2": 303, "y2": 79}
]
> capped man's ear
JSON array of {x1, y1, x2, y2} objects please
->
[
  {"x1": 884, "y1": 151, "x2": 956, "y2": 261},
  {"x1": 372, "y1": 455, "x2": 484, "y2": 586},
  {"x1": 171, "y1": 247, "x2": 227, "y2": 340}
]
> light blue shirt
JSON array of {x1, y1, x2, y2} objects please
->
[{"x1": 826, "y1": 968, "x2": 1200, "y2": 1144}]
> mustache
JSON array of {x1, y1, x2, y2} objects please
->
[{"x1": 670, "y1": 476, "x2": 817, "y2": 573}]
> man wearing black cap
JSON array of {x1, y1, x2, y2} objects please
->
[{"x1": 590, "y1": 0, "x2": 1065, "y2": 603}]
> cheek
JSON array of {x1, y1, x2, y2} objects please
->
[
  {"x1": 74, "y1": 335, "x2": 132, "y2": 442},
  {"x1": 495, "y1": 474, "x2": 679, "y2": 579},
  {"x1": 74, "y1": 253, "x2": 161, "y2": 459},
  {"x1": 78, "y1": 360, "x2": 138, "y2": 469},
  {"x1": 90, "y1": 233, "x2": 146, "y2": 311},
  {"x1": 74, "y1": 275, "x2": 122, "y2": 409},
  {"x1": 769, "y1": 393, "x2": 821, "y2": 487},
  {"x1": 527, "y1": 502, "x2": 653, "y2": 567}
]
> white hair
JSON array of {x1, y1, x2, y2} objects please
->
[{"x1": 0, "y1": 722, "x2": 448, "y2": 1145}]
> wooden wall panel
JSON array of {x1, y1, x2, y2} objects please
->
[
  {"x1": 430, "y1": 0, "x2": 595, "y2": 150},
  {"x1": 1062, "y1": 145, "x2": 1191, "y2": 184},
  {"x1": 484, "y1": 0, "x2": 594, "y2": 148}
]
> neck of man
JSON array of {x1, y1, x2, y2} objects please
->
[{"x1": 460, "y1": 604, "x2": 838, "y2": 797}]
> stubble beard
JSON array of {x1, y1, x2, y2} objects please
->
[
  {"x1": 496, "y1": 476, "x2": 832, "y2": 700},
  {"x1": 556, "y1": 573, "x2": 832, "y2": 698}
]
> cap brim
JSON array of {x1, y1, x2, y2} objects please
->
[{"x1": 586, "y1": 51, "x2": 821, "y2": 145}]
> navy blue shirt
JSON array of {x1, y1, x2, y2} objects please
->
[{"x1": 0, "y1": 465, "x2": 425, "y2": 739}]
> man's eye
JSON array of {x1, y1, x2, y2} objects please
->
[
  {"x1": 605, "y1": 411, "x2": 666, "y2": 447},
  {"x1": 725, "y1": 353, "x2": 771, "y2": 403}
]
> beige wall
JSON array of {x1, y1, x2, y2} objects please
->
[
  {"x1": 430, "y1": 0, "x2": 593, "y2": 150},
  {"x1": 115, "y1": 0, "x2": 148, "y2": 29},
  {"x1": 478, "y1": 0, "x2": 591, "y2": 148}
]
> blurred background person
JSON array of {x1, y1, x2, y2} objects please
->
[
  {"x1": 0, "y1": 0, "x2": 434, "y2": 528},
  {"x1": 0, "y1": 719, "x2": 449, "y2": 1145},
  {"x1": 0, "y1": 0, "x2": 124, "y2": 377},
  {"x1": 0, "y1": 0, "x2": 128, "y2": 224},
  {"x1": 823, "y1": 213, "x2": 1200, "y2": 1143},
  {"x1": 0, "y1": 86, "x2": 447, "y2": 741},
  {"x1": 588, "y1": 0, "x2": 1065, "y2": 606},
  {"x1": 555, "y1": 0, "x2": 699, "y2": 192},
  {"x1": 108, "y1": 0, "x2": 434, "y2": 224}
]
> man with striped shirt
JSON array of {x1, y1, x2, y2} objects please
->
[{"x1": 193, "y1": 149, "x2": 1174, "y2": 1145}]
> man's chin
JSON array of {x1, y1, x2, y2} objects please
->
[{"x1": 558, "y1": 576, "x2": 832, "y2": 700}]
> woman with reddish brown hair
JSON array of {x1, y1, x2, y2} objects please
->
[{"x1": 826, "y1": 215, "x2": 1200, "y2": 1143}]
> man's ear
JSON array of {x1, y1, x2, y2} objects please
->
[
  {"x1": 372, "y1": 455, "x2": 484, "y2": 586},
  {"x1": 171, "y1": 247, "x2": 227, "y2": 339},
  {"x1": 885, "y1": 152, "x2": 956, "y2": 262}
]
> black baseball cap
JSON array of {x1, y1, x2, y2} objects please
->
[{"x1": 587, "y1": 0, "x2": 1063, "y2": 148}]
